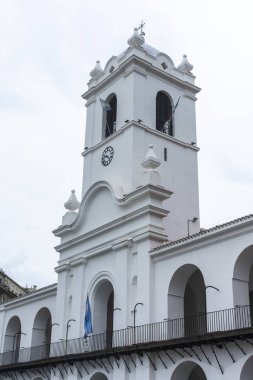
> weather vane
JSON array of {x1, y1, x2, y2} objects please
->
[{"x1": 138, "y1": 20, "x2": 145, "y2": 36}]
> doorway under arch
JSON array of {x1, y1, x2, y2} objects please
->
[
  {"x1": 92, "y1": 279, "x2": 114, "y2": 348},
  {"x1": 233, "y1": 245, "x2": 253, "y2": 327},
  {"x1": 168, "y1": 264, "x2": 206, "y2": 337},
  {"x1": 3, "y1": 316, "x2": 21, "y2": 352},
  {"x1": 31, "y1": 307, "x2": 52, "y2": 360},
  {"x1": 3, "y1": 316, "x2": 21, "y2": 364},
  {"x1": 90, "y1": 372, "x2": 108, "y2": 380},
  {"x1": 171, "y1": 361, "x2": 207, "y2": 380},
  {"x1": 240, "y1": 355, "x2": 253, "y2": 380}
]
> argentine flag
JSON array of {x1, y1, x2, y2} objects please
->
[{"x1": 84, "y1": 295, "x2": 93, "y2": 338}]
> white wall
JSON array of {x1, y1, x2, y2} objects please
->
[{"x1": 0, "y1": 287, "x2": 56, "y2": 352}]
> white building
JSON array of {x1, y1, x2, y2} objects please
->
[{"x1": 1, "y1": 28, "x2": 253, "y2": 380}]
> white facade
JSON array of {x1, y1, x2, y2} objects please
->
[{"x1": 1, "y1": 28, "x2": 253, "y2": 380}]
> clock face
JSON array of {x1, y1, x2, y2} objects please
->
[{"x1": 101, "y1": 146, "x2": 114, "y2": 166}]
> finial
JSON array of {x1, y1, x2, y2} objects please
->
[
  {"x1": 127, "y1": 27, "x2": 145, "y2": 47},
  {"x1": 64, "y1": 190, "x2": 80, "y2": 211},
  {"x1": 177, "y1": 54, "x2": 193, "y2": 73},
  {"x1": 140, "y1": 145, "x2": 161, "y2": 186},
  {"x1": 142, "y1": 144, "x2": 161, "y2": 169},
  {"x1": 90, "y1": 60, "x2": 104, "y2": 79}
]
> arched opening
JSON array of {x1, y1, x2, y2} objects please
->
[
  {"x1": 103, "y1": 94, "x2": 117, "y2": 138},
  {"x1": 168, "y1": 264, "x2": 206, "y2": 338},
  {"x1": 171, "y1": 361, "x2": 207, "y2": 380},
  {"x1": 90, "y1": 372, "x2": 108, "y2": 380},
  {"x1": 3, "y1": 316, "x2": 21, "y2": 364},
  {"x1": 240, "y1": 355, "x2": 253, "y2": 380},
  {"x1": 31, "y1": 307, "x2": 52, "y2": 360},
  {"x1": 92, "y1": 280, "x2": 114, "y2": 348},
  {"x1": 156, "y1": 91, "x2": 173, "y2": 136},
  {"x1": 233, "y1": 245, "x2": 253, "y2": 327}
]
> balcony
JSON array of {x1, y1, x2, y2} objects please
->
[{"x1": 0, "y1": 305, "x2": 253, "y2": 374}]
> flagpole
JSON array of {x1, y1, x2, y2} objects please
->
[
  {"x1": 164, "y1": 96, "x2": 181, "y2": 134},
  {"x1": 65, "y1": 319, "x2": 76, "y2": 355}
]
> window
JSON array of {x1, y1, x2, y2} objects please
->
[
  {"x1": 104, "y1": 94, "x2": 117, "y2": 138},
  {"x1": 156, "y1": 91, "x2": 173, "y2": 136}
]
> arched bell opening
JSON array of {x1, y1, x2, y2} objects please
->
[
  {"x1": 102, "y1": 93, "x2": 117, "y2": 139},
  {"x1": 171, "y1": 361, "x2": 207, "y2": 380},
  {"x1": 31, "y1": 307, "x2": 52, "y2": 360},
  {"x1": 3, "y1": 316, "x2": 21, "y2": 364},
  {"x1": 233, "y1": 245, "x2": 253, "y2": 327},
  {"x1": 240, "y1": 355, "x2": 253, "y2": 380},
  {"x1": 92, "y1": 280, "x2": 114, "y2": 348},
  {"x1": 168, "y1": 264, "x2": 206, "y2": 338},
  {"x1": 156, "y1": 91, "x2": 173, "y2": 136},
  {"x1": 90, "y1": 372, "x2": 108, "y2": 380}
]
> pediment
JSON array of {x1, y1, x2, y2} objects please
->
[
  {"x1": 61, "y1": 181, "x2": 125, "y2": 238},
  {"x1": 104, "y1": 56, "x2": 119, "y2": 75},
  {"x1": 53, "y1": 182, "x2": 172, "y2": 249},
  {"x1": 155, "y1": 53, "x2": 175, "y2": 72},
  {"x1": 78, "y1": 185, "x2": 122, "y2": 234}
]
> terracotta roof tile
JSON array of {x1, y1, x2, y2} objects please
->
[{"x1": 151, "y1": 214, "x2": 253, "y2": 252}]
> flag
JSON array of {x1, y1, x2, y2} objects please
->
[
  {"x1": 100, "y1": 99, "x2": 112, "y2": 111},
  {"x1": 84, "y1": 295, "x2": 93, "y2": 338}
]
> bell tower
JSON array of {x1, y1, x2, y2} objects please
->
[
  {"x1": 81, "y1": 28, "x2": 201, "y2": 241},
  {"x1": 53, "y1": 28, "x2": 201, "y2": 340}
]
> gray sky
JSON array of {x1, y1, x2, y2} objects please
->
[{"x1": 1, "y1": 0, "x2": 253, "y2": 288}]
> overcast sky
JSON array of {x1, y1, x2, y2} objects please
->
[{"x1": 1, "y1": 0, "x2": 253, "y2": 288}]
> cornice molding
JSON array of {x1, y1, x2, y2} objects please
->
[
  {"x1": 0, "y1": 284, "x2": 57, "y2": 310},
  {"x1": 123, "y1": 63, "x2": 147, "y2": 79},
  {"x1": 70, "y1": 257, "x2": 88, "y2": 268},
  {"x1": 82, "y1": 55, "x2": 200, "y2": 100},
  {"x1": 54, "y1": 263, "x2": 70, "y2": 273},
  {"x1": 150, "y1": 220, "x2": 253, "y2": 262},
  {"x1": 111, "y1": 238, "x2": 133, "y2": 251},
  {"x1": 54, "y1": 203, "x2": 169, "y2": 252},
  {"x1": 81, "y1": 122, "x2": 199, "y2": 157},
  {"x1": 56, "y1": 224, "x2": 168, "y2": 265}
]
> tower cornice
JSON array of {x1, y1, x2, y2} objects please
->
[
  {"x1": 82, "y1": 55, "x2": 201, "y2": 101},
  {"x1": 81, "y1": 121, "x2": 199, "y2": 158}
]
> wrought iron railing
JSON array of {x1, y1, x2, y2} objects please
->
[{"x1": 0, "y1": 305, "x2": 252, "y2": 367}]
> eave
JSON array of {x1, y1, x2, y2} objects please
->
[
  {"x1": 150, "y1": 214, "x2": 253, "y2": 262},
  {"x1": 81, "y1": 121, "x2": 199, "y2": 158},
  {"x1": 0, "y1": 284, "x2": 57, "y2": 310}
]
